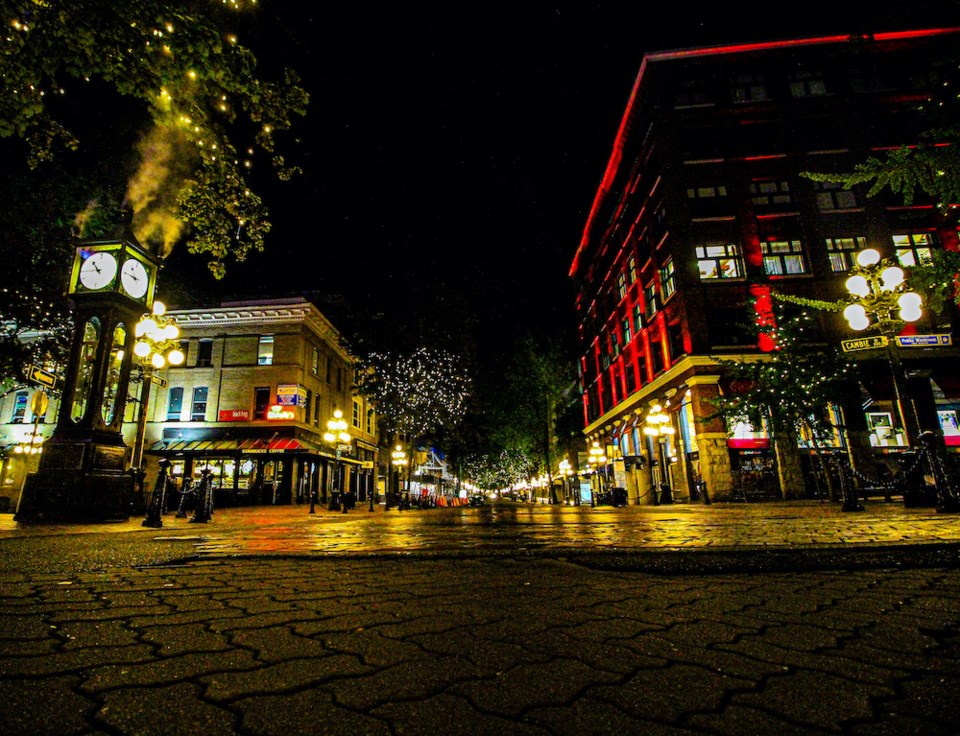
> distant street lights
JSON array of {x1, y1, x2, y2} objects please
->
[
  {"x1": 323, "y1": 409, "x2": 351, "y2": 512},
  {"x1": 644, "y1": 404, "x2": 675, "y2": 504},
  {"x1": 843, "y1": 247, "x2": 959, "y2": 513},
  {"x1": 587, "y1": 441, "x2": 606, "y2": 506},
  {"x1": 391, "y1": 444, "x2": 408, "y2": 509},
  {"x1": 558, "y1": 457, "x2": 577, "y2": 505}
]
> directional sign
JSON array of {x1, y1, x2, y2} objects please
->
[
  {"x1": 26, "y1": 364, "x2": 60, "y2": 390},
  {"x1": 150, "y1": 374, "x2": 168, "y2": 387},
  {"x1": 896, "y1": 334, "x2": 953, "y2": 348},
  {"x1": 841, "y1": 336, "x2": 887, "y2": 352}
]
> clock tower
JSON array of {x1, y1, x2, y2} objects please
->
[{"x1": 16, "y1": 210, "x2": 162, "y2": 523}]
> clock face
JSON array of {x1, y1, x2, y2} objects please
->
[
  {"x1": 120, "y1": 258, "x2": 149, "y2": 299},
  {"x1": 78, "y1": 251, "x2": 118, "y2": 290}
]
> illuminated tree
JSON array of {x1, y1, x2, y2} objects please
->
[
  {"x1": 711, "y1": 300, "x2": 854, "y2": 498},
  {"x1": 1, "y1": 0, "x2": 308, "y2": 277}
]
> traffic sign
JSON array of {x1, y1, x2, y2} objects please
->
[
  {"x1": 841, "y1": 336, "x2": 887, "y2": 352},
  {"x1": 30, "y1": 390, "x2": 48, "y2": 417},
  {"x1": 26, "y1": 364, "x2": 60, "y2": 390},
  {"x1": 150, "y1": 374, "x2": 168, "y2": 387},
  {"x1": 896, "y1": 334, "x2": 953, "y2": 348}
]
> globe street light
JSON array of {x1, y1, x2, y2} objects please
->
[
  {"x1": 132, "y1": 301, "x2": 184, "y2": 506},
  {"x1": 587, "y1": 441, "x2": 606, "y2": 506},
  {"x1": 843, "y1": 247, "x2": 959, "y2": 513},
  {"x1": 391, "y1": 444, "x2": 408, "y2": 510},
  {"x1": 644, "y1": 404, "x2": 675, "y2": 504},
  {"x1": 324, "y1": 409, "x2": 351, "y2": 512},
  {"x1": 558, "y1": 457, "x2": 577, "y2": 505}
]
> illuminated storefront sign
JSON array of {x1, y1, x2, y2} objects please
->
[
  {"x1": 276, "y1": 384, "x2": 299, "y2": 406},
  {"x1": 218, "y1": 409, "x2": 250, "y2": 422},
  {"x1": 266, "y1": 404, "x2": 296, "y2": 421}
]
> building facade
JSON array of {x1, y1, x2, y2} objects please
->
[
  {"x1": 142, "y1": 297, "x2": 379, "y2": 507},
  {"x1": 571, "y1": 29, "x2": 960, "y2": 503}
]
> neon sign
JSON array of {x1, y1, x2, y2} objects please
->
[{"x1": 266, "y1": 404, "x2": 296, "y2": 421}]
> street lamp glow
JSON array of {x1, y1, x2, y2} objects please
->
[
  {"x1": 856, "y1": 248, "x2": 881, "y2": 267},
  {"x1": 880, "y1": 266, "x2": 905, "y2": 290},
  {"x1": 845, "y1": 275, "x2": 870, "y2": 298},
  {"x1": 843, "y1": 303, "x2": 869, "y2": 330}
]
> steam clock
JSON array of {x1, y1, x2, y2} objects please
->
[{"x1": 16, "y1": 216, "x2": 160, "y2": 522}]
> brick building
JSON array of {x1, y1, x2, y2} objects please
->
[{"x1": 571, "y1": 28, "x2": 960, "y2": 503}]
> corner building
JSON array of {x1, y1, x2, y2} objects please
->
[
  {"x1": 139, "y1": 297, "x2": 378, "y2": 506},
  {"x1": 571, "y1": 29, "x2": 960, "y2": 503}
]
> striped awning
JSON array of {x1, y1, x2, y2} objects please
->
[{"x1": 150, "y1": 437, "x2": 326, "y2": 454}]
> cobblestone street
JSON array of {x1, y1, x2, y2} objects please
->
[{"x1": 1, "y1": 501, "x2": 959, "y2": 735}]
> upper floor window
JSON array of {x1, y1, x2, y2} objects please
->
[
  {"x1": 197, "y1": 339, "x2": 213, "y2": 367},
  {"x1": 815, "y1": 181, "x2": 858, "y2": 211},
  {"x1": 731, "y1": 74, "x2": 769, "y2": 104},
  {"x1": 353, "y1": 398, "x2": 362, "y2": 429},
  {"x1": 621, "y1": 316, "x2": 632, "y2": 347},
  {"x1": 660, "y1": 259, "x2": 676, "y2": 300},
  {"x1": 311, "y1": 346, "x2": 320, "y2": 375},
  {"x1": 826, "y1": 236, "x2": 865, "y2": 272},
  {"x1": 617, "y1": 273, "x2": 627, "y2": 300},
  {"x1": 893, "y1": 233, "x2": 935, "y2": 267},
  {"x1": 191, "y1": 387, "x2": 208, "y2": 422},
  {"x1": 11, "y1": 390, "x2": 27, "y2": 423},
  {"x1": 674, "y1": 78, "x2": 712, "y2": 108},
  {"x1": 686, "y1": 185, "x2": 728, "y2": 199},
  {"x1": 167, "y1": 387, "x2": 183, "y2": 421},
  {"x1": 789, "y1": 71, "x2": 827, "y2": 97},
  {"x1": 750, "y1": 180, "x2": 793, "y2": 206},
  {"x1": 644, "y1": 282, "x2": 660, "y2": 317},
  {"x1": 697, "y1": 243, "x2": 744, "y2": 280},
  {"x1": 258, "y1": 335, "x2": 274, "y2": 365},
  {"x1": 627, "y1": 256, "x2": 638, "y2": 284},
  {"x1": 632, "y1": 303, "x2": 644, "y2": 333},
  {"x1": 761, "y1": 240, "x2": 808, "y2": 276},
  {"x1": 366, "y1": 408, "x2": 375, "y2": 435}
]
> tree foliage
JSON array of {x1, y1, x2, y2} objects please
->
[{"x1": 1, "y1": 0, "x2": 308, "y2": 276}]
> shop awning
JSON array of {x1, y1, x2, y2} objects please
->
[{"x1": 150, "y1": 437, "x2": 328, "y2": 454}]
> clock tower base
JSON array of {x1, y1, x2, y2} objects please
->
[{"x1": 15, "y1": 435, "x2": 133, "y2": 523}]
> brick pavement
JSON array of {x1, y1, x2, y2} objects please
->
[{"x1": 1, "y1": 501, "x2": 959, "y2": 735}]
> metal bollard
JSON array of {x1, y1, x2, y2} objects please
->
[
  {"x1": 175, "y1": 478, "x2": 192, "y2": 518},
  {"x1": 189, "y1": 469, "x2": 214, "y2": 524},
  {"x1": 142, "y1": 459, "x2": 172, "y2": 528},
  {"x1": 839, "y1": 462, "x2": 865, "y2": 512}
]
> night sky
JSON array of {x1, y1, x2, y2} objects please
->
[{"x1": 161, "y1": 1, "x2": 949, "y2": 351}]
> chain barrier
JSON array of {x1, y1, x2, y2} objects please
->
[{"x1": 844, "y1": 447, "x2": 927, "y2": 491}]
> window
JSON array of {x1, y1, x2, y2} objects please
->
[
  {"x1": 624, "y1": 363, "x2": 637, "y2": 394},
  {"x1": 11, "y1": 390, "x2": 27, "y2": 423},
  {"x1": 352, "y1": 398, "x2": 362, "y2": 428},
  {"x1": 731, "y1": 74, "x2": 768, "y2": 103},
  {"x1": 313, "y1": 393, "x2": 321, "y2": 425},
  {"x1": 617, "y1": 273, "x2": 627, "y2": 300},
  {"x1": 660, "y1": 259, "x2": 676, "y2": 300},
  {"x1": 326, "y1": 355, "x2": 333, "y2": 383},
  {"x1": 311, "y1": 346, "x2": 320, "y2": 375},
  {"x1": 336, "y1": 367, "x2": 344, "y2": 392},
  {"x1": 674, "y1": 78, "x2": 712, "y2": 108},
  {"x1": 750, "y1": 180, "x2": 793, "y2": 206},
  {"x1": 627, "y1": 257, "x2": 638, "y2": 284},
  {"x1": 305, "y1": 388, "x2": 312, "y2": 419},
  {"x1": 366, "y1": 409, "x2": 375, "y2": 435},
  {"x1": 254, "y1": 387, "x2": 270, "y2": 419},
  {"x1": 632, "y1": 303, "x2": 643, "y2": 333},
  {"x1": 178, "y1": 340, "x2": 189, "y2": 365},
  {"x1": 761, "y1": 240, "x2": 808, "y2": 276},
  {"x1": 789, "y1": 71, "x2": 827, "y2": 97},
  {"x1": 191, "y1": 387, "x2": 208, "y2": 422},
  {"x1": 686, "y1": 185, "x2": 728, "y2": 199},
  {"x1": 644, "y1": 282, "x2": 659, "y2": 318},
  {"x1": 814, "y1": 181, "x2": 858, "y2": 211},
  {"x1": 166, "y1": 387, "x2": 183, "y2": 421},
  {"x1": 197, "y1": 339, "x2": 213, "y2": 367},
  {"x1": 893, "y1": 233, "x2": 935, "y2": 267},
  {"x1": 697, "y1": 243, "x2": 744, "y2": 280},
  {"x1": 668, "y1": 323, "x2": 686, "y2": 360},
  {"x1": 826, "y1": 236, "x2": 865, "y2": 272},
  {"x1": 650, "y1": 340, "x2": 665, "y2": 374},
  {"x1": 621, "y1": 317, "x2": 632, "y2": 347},
  {"x1": 257, "y1": 335, "x2": 274, "y2": 365}
]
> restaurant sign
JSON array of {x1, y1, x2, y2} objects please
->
[
  {"x1": 266, "y1": 404, "x2": 297, "y2": 421},
  {"x1": 219, "y1": 409, "x2": 250, "y2": 422}
]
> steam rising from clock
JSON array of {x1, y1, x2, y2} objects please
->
[{"x1": 125, "y1": 123, "x2": 195, "y2": 259}]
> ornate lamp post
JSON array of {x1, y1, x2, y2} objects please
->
[
  {"x1": 324, "y1": 409, "x2": 351, "y2": 512},
  {"x1": 131, "y1": 301, "x2": 184, "y2": 505},
  {"x1": 644, "y1": 404, "x2": 675, "y2": 504},
  {"x1": 843, "y1": 248, "x2": 959, "y2": 513},
  {"x1": 558, "y1": 457, "x2": 576, "y2": 505},
  {"x1": 391, "y1": 444, "x2": 408, "y2": 509},
  {"x1": 587, "y1": 441, "x2": 606, "y2": 506}
]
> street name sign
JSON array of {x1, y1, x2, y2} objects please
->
[
  {"x1": 896, "y1": 334, "x2": 952, "y2": 348},
  {"x1": 26, "y1": 364, "x2": 60, "y2": 390},
  {"x1": 841, "y1": 336, "x2": 887, "y2": 352},
  {"x1": 150, "y1": 374, "x2": 168, "y2": 387}
]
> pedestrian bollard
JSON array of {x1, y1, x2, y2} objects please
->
[
  {"x1": 142, "y1": 459, "x2": 172, "y2": 528},
  {"x1": 189, "y1": 469, "x2": 214, "y2": 524},
  {"x1": 700, "y1": 479, "x2": 712, "y2": 505}
]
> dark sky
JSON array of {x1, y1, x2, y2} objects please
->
[{"x1": 162, "y1": 1, "x2": 950, "y2": 350}]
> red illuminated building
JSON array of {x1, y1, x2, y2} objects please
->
[{"x1": 571, "y1": 28, "x2": 960, "y2": 503}]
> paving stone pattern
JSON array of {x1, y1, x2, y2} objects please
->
[{"x1": 2, "y1": 556, "x2": 959, "y2": 735}]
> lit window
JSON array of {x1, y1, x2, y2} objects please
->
[
  {"x1": 731, "y1": 74, "x2": 768, "y2": 103},
  {"x1": 11, "y1": 391, "x2": 27, "y2": 423},
  {"x1": 627, "y1": 257, "x2": 638, "y2": 284},
  {"x1": 632, "y1": 303, "x2": 643, "y2": 333},
  {"x1": 893, "y1": 233, "x2": 935, "y2": 267},
  {"x1": 826, "y1": 236, "x2": 865, "y2": 272},
  {"x1": 686, "y1": 185, "x2": 728, "y2": 199},
  {"x1": 311, "y1": 346, "x2": 319, "y2": 374},
  {"x1": 644, "y1": 282, "x2": 659, "y2": 317},
  {"x1": 353, "y1": 398, "x2": 362, "y2": 428},
  {"x1": 789, "y1": 71, "x2": 827, "y2": 97},
  {"x1": 617, "y1": 273, "x2": 627, "y2": 300},
  {"x1": 814, "y1": 181, "x2": 858, "y2": 211},
  {"x1": 622, "y1": 317, "x2": 632, "y2": 346},
  {"x1": 257, "y1": 335, "x2": 274, "y2": 365},
  {"x1": 696, "y1": 243, "x2": 744, "y2": 280},
  {"x1": 167, "y1": 387, "x2": 183, "y2": 421},
  {"x1": 750, "y1": 180, "x2": 793, "y2": 206},
  {"x1": 761, "y1": 240, "x2": 808, "y2": 276},
  {"x1": 660, "y1": 259, "x2": 676, "y2": 300}
]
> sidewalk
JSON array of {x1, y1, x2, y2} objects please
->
[{"x1": 1, "y1": 500, "x2": 959, "y2": 735}]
